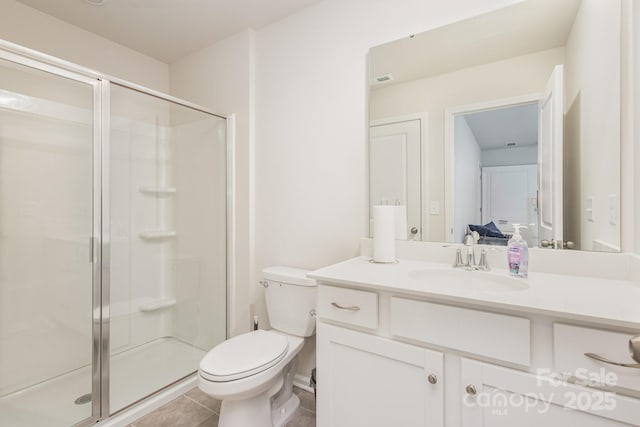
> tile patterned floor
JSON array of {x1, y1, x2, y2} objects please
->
[{"x1": 127, "y1": 386, "x2": 315, "y2": 427}]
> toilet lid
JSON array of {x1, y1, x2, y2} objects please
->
[{"x1": 199, "y1": 330, "x2": 289, "y2": 382}]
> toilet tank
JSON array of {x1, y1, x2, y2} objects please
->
[{"x1": 263, "y1": 266, "x2": 317, "y2": 337}]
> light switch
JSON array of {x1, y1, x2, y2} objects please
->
[
  {"x1": 585, "y1": 196, "x2": 594, "y2": 222},
  {"x1": 430, "y1": 201, "x2": 440, "y2": 215}
]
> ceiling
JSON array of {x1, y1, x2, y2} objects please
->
[
  {"x1": 369, "y1": 0, "x2": 581, "y2": 87},
  {"x1": 463, "y1": 103, "x2": 538, "y2": 150},
  {"x1": 16, "y1": 0, "x2": 322, "y2": 63}
]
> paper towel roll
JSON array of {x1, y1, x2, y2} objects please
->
[
  {"x1": 392, "y1": 205, "x2": 407, "y2": 240},
  {"x1": 373, "y1": 205, "x2": 395, "y2": 262}
]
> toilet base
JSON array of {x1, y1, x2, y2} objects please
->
[
  {"x1": 218, "y1": 376, "x2": 282, "y2": 427},
  {"x1": 272, "y1": 393, "x2": 300, "y2": 427},
  {"x1": 217, "y1": 386, "x2": 301, "y2": 427}
]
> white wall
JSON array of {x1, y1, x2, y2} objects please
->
[
  {"x1": 169, "y1": 30, "x2": 254, "y2": 337},
  {"x1": 454, "y1": 116, "x2": 481, "y2": 242},
  {"x1": 564, "y1": 0, "x2": 621, "y2": 251},
  {"x1": 0, "y1": 0, "x2": 169, "y2": 92}
]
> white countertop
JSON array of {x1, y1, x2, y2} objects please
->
[{"x1": 308, "y1": 256, "x2": 640, "y2": 330}]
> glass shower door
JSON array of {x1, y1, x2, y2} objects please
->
[
  {"x1": 0, "y1": 56, "x2": 99, "y2": 426},
  {"x1": 108, "y1": 84, "x2": 227, "y2": 413}
]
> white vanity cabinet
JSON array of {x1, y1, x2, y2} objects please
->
[
  {"x1": 316, "y1": 285, "x2": 444, "y2": 427},
  {"x1": 314, "y1": 281, "x2": 640, "y2": 427}
]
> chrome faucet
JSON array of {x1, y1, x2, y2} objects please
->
[
  {"x1": 463, "y1": 233, "x2": 476, "y2": 267},
  {"x1": 454, "y1": 232, "x2": 490, "y2": 271}
]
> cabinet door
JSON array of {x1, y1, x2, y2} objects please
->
[
  {"x1": 461, "y1": 358, "x2": 640, "y2": 427},
  {"x1": 317, "y1": 323, "x2": 443, "y2": 427}
]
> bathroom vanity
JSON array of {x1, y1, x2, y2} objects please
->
[{"x1": 309, "y1": 256, "x2": 640, "y2": 427}]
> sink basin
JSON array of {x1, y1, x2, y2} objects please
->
[{"x1": 407, "y1": 269, "x2": 529, "y2": 292}]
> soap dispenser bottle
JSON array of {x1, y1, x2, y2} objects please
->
[{"x1": 507, "y1": 225, "x2": 528, "y2": 278}]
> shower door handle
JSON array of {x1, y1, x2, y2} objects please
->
[{"x1": 89, "y1": 237, "x2": 96, "y2": 263}]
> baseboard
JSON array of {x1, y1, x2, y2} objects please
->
[{"x1": 293, "y1": 373, "x2": 314, "y2": 393}]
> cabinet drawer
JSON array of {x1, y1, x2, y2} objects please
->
[
  {"x1": 462, "y1": 358, "x2": 640, "y2": 426},
  {"x1": 318, "y1": 285, "x2": 378, "y2": 329},
  {"x1": 554, "y1": 323, "x2": 640, "y2": 393},
  {"x1": 390, "y1": 297, "x2": 530, "y2": 365}
]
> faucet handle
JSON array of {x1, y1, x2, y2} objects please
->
[
  {"x1": 466, "y1": 251, "x2": 475, "y2": 268},
  {"x1": 477, "y1": 249, "x2": 490, "y2": 271},
  {"x1": 453, "y1": 248, "x2": 464, "y2": 268}
]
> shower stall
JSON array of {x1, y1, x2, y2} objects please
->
[{"x1": 0, "y1": 41, "x2": 228, "y2": 426}]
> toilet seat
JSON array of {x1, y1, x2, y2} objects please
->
[{"x1": 200, "y1": 330, "x2": 289, "y2": 382}]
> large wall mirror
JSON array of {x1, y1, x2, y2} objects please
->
[{"x1": 368, "y1": 0, "x2": 622, "y2": 252}]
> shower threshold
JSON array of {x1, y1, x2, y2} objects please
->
[{"x1": 0, "y1": 337, "x2": 206, "y2": 427}]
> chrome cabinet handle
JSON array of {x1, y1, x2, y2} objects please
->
[
  {"x1": 465, "y1": 384, "x2": 477, "y2": 395},
  {"x1": 630, "y1": 335, "x2": 640, "y2": 363},
  {"x1": 584, "y1": 353, "x2": 640, "y2": 369},
  {"x1": 331, "y1": 302, "x2": 361, "y2": 311},
  {"x1": 427, "y1": 374, "x2": 437, "y2": 384},
  {"x1": 410, "y1": 227, "x2": 419, "y2": 235}
]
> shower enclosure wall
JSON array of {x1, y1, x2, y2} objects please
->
[{"x1": 0, "y1": 42, "x2": 228, "y2": 426}]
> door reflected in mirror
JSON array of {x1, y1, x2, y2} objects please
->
[
  {"x1": 368, "y1": 0, "x2": 621, "y2": 252},
  {"x1": 370, "y1": 115, "x2": 423, "y2": 241},
  {"x1": 452, "y1": 101, "x2": 539, "y2": 248}
]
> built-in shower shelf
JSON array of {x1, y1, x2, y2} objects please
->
[
  {"x1": 139, "y1": 186, "x2": 177, "y2": 196},
  {"x1": 139, "y1": 298, "x2": 177, "y2": 313},
  {"x1": 139, "y1": 230, "x2": 177, "y2": 240}
]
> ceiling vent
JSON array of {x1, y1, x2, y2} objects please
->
[{"x1": 373, "y1": 74, "x2": 394, "y2": 84}]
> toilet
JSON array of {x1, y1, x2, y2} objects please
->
[{"x1": 198, "y1": 266, "x2": 317, "y2": 427}]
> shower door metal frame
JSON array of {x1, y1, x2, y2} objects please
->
[
  {"x1": 97, "y1": 79, "x2": 110, "y2": 423},
  {"x1": 0, "y1": 39, "x2": 230, "y2": 426}
]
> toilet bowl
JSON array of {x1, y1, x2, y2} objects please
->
[
  {"x1": 198, "y1": 266, "x2": 316, "y2": 427},
  {"x1": 199, "y1": 330, "x2": 304, "y2": 427}
]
